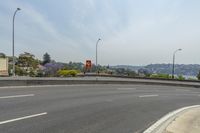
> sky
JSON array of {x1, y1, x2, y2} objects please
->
[{"x1": 0, "y1": 0, "x2": 200, "y2": 65}]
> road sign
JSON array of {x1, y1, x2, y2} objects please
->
[{"x1": 85, "y1": 60, "x2": 92, "y2": 70}]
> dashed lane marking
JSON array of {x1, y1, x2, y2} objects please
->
[
  {"x1": 139, "y1": 95, "x2": 158, "y2": 98},
  {"x1": 0, "y1": 112, "x2": 47, "y2": 125},
  {"x1": 0, "y1": 94, "x2": 34, "y2": 99}
]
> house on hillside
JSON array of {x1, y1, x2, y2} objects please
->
[{"x1": 0, "y1": 53, "x2": 9, "y2": 76}]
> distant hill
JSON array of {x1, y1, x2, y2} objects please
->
[
  {"x1": 111, "y1": 64, "x2": 200, "y2": 76},
  {"x1": 111, "y1": 65, "x2": 144, "y2": 71}
]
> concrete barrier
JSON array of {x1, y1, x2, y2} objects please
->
[
  {"x1": 81, "y1": 74, "x2": 200, "y2": 83},
  {"x1": 0, "y1": 78, "x2": 200, "y2": 88}
]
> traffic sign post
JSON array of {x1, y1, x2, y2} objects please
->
[{"x1": 85, "y1": 60, "x2": 92, "y2": 72}]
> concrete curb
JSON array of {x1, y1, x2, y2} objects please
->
[
  {"x1": 143, "y1": 105, "x2": 200, "y2": 133},
  {"x1": 0, "y1": 79, "x2": 200, "y2": 88}
]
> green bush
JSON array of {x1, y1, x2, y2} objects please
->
[
  {"x1": 29, "y1": 69, "x2": 36, "y2": 77},
  {"x1": 36, "y1": 70, "x2": 44, "y2": 77},
  {"x1": 68, "y1": 70, "x2": 78, "y2": 77},
  {"x1": 197, "y1": 71, "x2": 200, "y2": 80},
  {"x1": 57, "y1": 70, "x2": 68, "y2": 77},
  {"x1": 176, "y1": 75, "x2": 185, "y2": 80},
  {"x1": 188, "y1": 77, "x2": 197, "y2": 81},
  {"x1": 150, "y1": 74, "x2": 171, "y2": 79},
  {"x1": 57, "y1": 70, "x2": 79, "y2": 77},
  {"x1": 15, "y1": 66, "x2": 27, "y2": 76}
]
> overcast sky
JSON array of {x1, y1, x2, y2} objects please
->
[{"x1": 1, "y1": 0, "x2": 200, "y2": 65}]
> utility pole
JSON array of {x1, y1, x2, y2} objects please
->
[
  {"x1": 172, "y1": 49, "x2": 182, "y2": 79},
  {"x1": 12, "y1": 8, "x2": 21, "y2": 76}
]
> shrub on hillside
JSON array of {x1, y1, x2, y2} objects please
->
[
  {"x1": 67, "y1": 70, "x2": 78, "y2": 77},
  {"x1": 43, "y1": 63, "x2": 64, "y2": 76},
  {"x1": 188, "y1": 77, "x2": 197, "y2": 81},
  {"x1": 57, "y1": 70, "x2": 79, "y2": 77},
  {"x1": 176, "y1": 75, "x2": 185, "y2": 80},
  {"x1": 197, "y1": 71, "x2": 200, "y2": 80},
  {"x1": 150, "y1": 74, "x2": 171, "y2": 79}
]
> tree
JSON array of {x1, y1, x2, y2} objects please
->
[
  {"x1": 127, "y1": 69, "x2": 138, "y2": 77},
  {"x1": 138, "y1": 68, "x2": 151, "y2": 77},
  {"x1": 17, "y1": 52, "x2": 39, "y2": 76},
  {"x1": 0, "y1": 53, "x2": 6, "y2": 58},
  {"x1": 63, "y1": 61, "x2": 84, "y2": 71},
  {"x1": 43, "y1": 63, "x2": 64, "y2": 76},
  {"x1": 15, "y1": 66, "x2": 27, "y2": 76},
  {"x1": 115, "y1": 68, "x2": 126, "y2": 75},
  {"x1": 42, "y1": 53, "x2": 51, "y2": 65},
  {"x1": 197, "y1": 71, "x2": 200, "y2": 80},
  {"x1": 18, "y1": 52, "x2": 38, "y2": 69}
]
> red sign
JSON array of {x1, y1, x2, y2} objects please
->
[{"x1": 85, "y1": 60, "x2": 92, "y2": 69}]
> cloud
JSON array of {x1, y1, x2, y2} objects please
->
[
  {"x1": 1, "y1": 0, "x2": 200, "y2": 65},
  {"x1": 0, "y1": 1, "x2": 87, "y2": 62}
]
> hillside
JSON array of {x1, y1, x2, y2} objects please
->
[{"x1": 111, "y1": 64, "x2": 200, "y2": 76}]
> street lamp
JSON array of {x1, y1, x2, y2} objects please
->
[
  {"x1": 12, "y1": 8, "x2": 21, "y2": 76},
  {"x1": 96, "y1": 38, "x2": 101, "y2": 75},
  {"x1": 172, "y1": 48, "x2": 182, "y2": 79}
]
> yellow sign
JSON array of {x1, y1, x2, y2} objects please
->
[{"x1": 0, "y1": 58, "x2": 8, "y2": 76}]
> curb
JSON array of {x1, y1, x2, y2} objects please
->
[{"x1": 143, "y1": 105, "x2": 200, "y2": 133}]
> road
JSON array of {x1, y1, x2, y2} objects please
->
[{"x1": 0, "y1": 84, "x2": 200, "y2": 133}]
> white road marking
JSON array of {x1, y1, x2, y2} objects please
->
[
  {"x1": 0, "y1": 94, "x2": 34, "y2": 99},
  {"x1": 139, "y1": 95, "x2": 158, "y2": 98},
  {"x1": 117, "y1": 88, "x2": 136, "y2": 90},
  {"x1": 0, "y1": 112, "x2": 47, "y2": 125}
]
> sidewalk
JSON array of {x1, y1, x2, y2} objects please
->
[{"x1": 164, "y1": 107, "x2": 200, "y2": 133}]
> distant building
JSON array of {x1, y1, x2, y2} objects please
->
[{"x1": 0, "y1": 58, "x2": 9, "y2": 76}]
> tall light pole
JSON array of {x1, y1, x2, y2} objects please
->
[
  {"x1": 172, "y1": 48, "x2": 182, "y2": 79},
  {"x1": 12, "y1": 8, "x2": 21, "y2": 76},
  {"x1": 96, "y1": 38, "x2": 101, "y2": 75}
]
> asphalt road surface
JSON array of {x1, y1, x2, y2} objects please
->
[{"x1": 0, "y1": 84, "x2": 200, "y2": 133}]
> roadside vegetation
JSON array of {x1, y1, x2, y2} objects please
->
[
  {"x1": 57, "y1": 70, "x2": 80, "y2": 77},
  {"x1": 197, "y1": 71, "x2": 200, "y2": 80},
  {"x1": 1, "y1": 52, "x2": 199, "y2": 81},
  {"x1": 150, "y1": 74, "x2": 171, "y2": 79}
]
